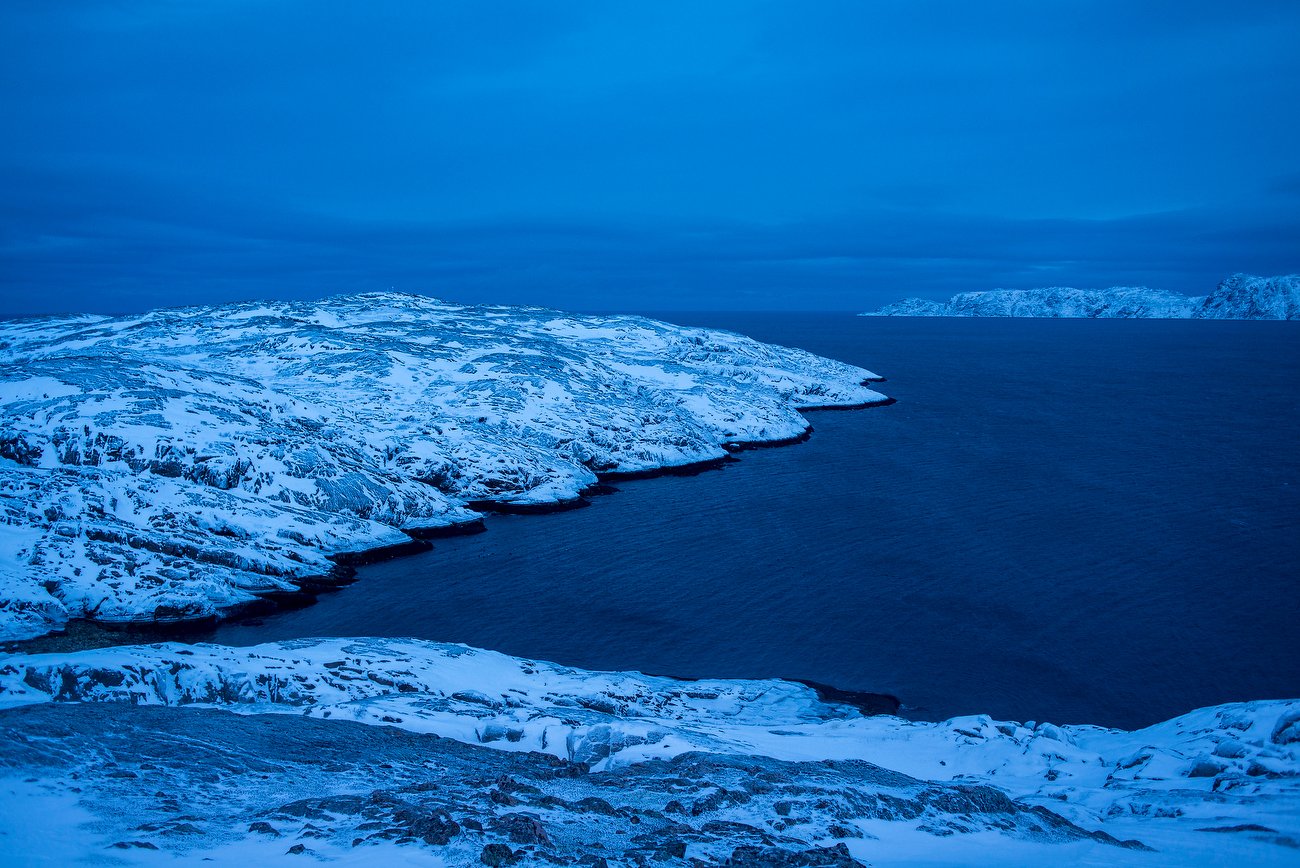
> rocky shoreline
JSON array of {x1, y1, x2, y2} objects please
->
[
  {"x1": 0, "y1": 294, "x2": 890, "y2": 642},
  {"x1": 3, "y1": 396, "x2": 898, "y2": 654}
]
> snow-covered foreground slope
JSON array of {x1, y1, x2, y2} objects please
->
[
  {"x1": 0, "y1": 638, "x2": 1296, "y2": 865},
  {"x1": 862, "y1": 273, "x2": 1300, "y2": 319},
  {"x1": 0, "y1": 294, "x2": 887, "y2": 641}
]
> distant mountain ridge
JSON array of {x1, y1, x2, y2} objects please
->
[{"x1": 863, "y1": 273, "x2": 1300, "y2": 319}]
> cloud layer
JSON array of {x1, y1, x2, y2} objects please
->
[{"x1": 2, "y1": 1, "x2": 1298, "y2": 314}]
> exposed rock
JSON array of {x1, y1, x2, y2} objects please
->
[{"x1": 725, "y1": 842, "x2": 864, "y2": 867}]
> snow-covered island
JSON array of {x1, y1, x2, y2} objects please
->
[
  {"x1": 1, "y1": 295, "x2": 1296, "y2": 866},
  {"x1": 0, "y1": 293, "x2": 889, "y2": 642},
  {"x1": 862, "y1": 273, "x2": 1300, "y2": 319}
]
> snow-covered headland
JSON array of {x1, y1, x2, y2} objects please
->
[
  {"x1": 862, "y1": 273, "x2": 1300, "y2": 319},
  {"x1": 0, "y1": 293, "x2": 889, "y2": 642}
]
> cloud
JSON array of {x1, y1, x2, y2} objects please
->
[
  {"x1": 1, "y1": 159, "x2": 1296, "y2": 316},
  {"x1": 1, "y1": 2, "x2": 1298, "y2": 315}
]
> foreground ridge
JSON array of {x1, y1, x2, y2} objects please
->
[
  {"x1": 0, "y1": 637, "x2": 1296, "y2": 865},
  {"x1": 861, "y1": 273, "x2": 1300, "y2": 319},
  {"x1": 0, "y1": 294, "x2": 887, "y2": 640}
]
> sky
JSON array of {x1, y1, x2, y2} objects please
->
[{"x1": 2, "y1": 0, "x2": 1298, "y2": 316}]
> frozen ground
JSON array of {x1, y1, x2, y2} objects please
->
[{"x1": 0, "y1": 638, "x2": 1296, "y2": 866}]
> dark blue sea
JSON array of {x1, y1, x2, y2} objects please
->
[{"x1": 205, "y1": 315, "x2": 1300, "y2": 729}]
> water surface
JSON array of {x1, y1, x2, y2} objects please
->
[{"x1": 204, "y1": 315, "x2": 1300, "y2": 729}]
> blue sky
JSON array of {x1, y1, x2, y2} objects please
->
[{"x1": 2, "y1": 0, "x2": 1298, "y2": 315}]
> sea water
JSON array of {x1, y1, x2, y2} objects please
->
[{"x1": 204, "y1": 315, "x2": 1300, "y2": 729}]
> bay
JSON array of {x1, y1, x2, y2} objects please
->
[{"x1": 203, "y1": 314, "x2": 1300, "y2": 729}]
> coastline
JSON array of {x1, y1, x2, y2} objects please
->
[
  {"x1": 3, "y1": 397, "x2": 897, "y2": 653},
  {"x1": 2, "y1": 335, "x2": 1297, "y2": 861}
]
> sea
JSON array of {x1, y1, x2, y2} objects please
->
[{"x1": 197, "y1": 314, "x2": 1300, "y2": 730}]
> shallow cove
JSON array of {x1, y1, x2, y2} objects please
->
[{"x1": 109, "y1": 316, "x2": 1300, "y2": 728}]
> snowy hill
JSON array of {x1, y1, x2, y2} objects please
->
[
  {"x1": 0, "y1": 294, "x2": 888, "y2": 641},
  {"x1": 0, "y1": 637, "x2": 1296, "y2": 865},
  {"x1": 863, "y1": 274, "x2": 1300, "y2": 319}
]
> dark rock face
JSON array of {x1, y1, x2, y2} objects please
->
[
  {"x1": 725, "y1": 842, "x2": 863, "y2": 867},
  {"x1": 0, "y1": 703, "x2": 1144, "y2": 864},
  {"x1": 396, "y1": 807, "x2": 461, "y2": 845},
  {"x1": 491, "y1": 813, "x2": 549, "y2": 845},
  {"x1": 480, "y1": 842, "x2": 518, "y2": 865}
]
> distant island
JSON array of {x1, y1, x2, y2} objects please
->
[{"x1": 862, "y1": 273, "x2": 1300, "y2": 319}]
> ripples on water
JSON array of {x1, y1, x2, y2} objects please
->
[{"x1": 204, "y1": 315, "x2": 1300, "y2": 729}]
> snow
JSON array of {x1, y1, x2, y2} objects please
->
[
  {"x1": 2, "y1": 293, "x2": 1293, "y2": 863},
  {"x1": 0, "y1": 293, "x2": 887, "y2": 640},
  {"x1": 0, "y1": 637, "x2": 1295, "y2": 864},
  {"x1": 1197, "y1": 274, "x2": 1300, "y2": 320},
  {"x1": 862, "y1": 274, "x2": 1300, "y2": 319}
]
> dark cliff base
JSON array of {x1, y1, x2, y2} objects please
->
[
  {"x1": 405, "y1": 518, "x2": 488, "y2": 540},
  {"x1": 723, "y1": 428, "x2": 812, "y2": 453},
  {"x1": 330, "y1": 538, "x2": 434, "y2": 568},
  {"x1": 791, "y1": 679, "x2": 903, "y2": 717},
  {"x1": 466, "y1": 497, "x2": 592, "y2": 516},
  {"x1": 595, "y1": 454, "x2": 738, "y2": 482},
  {"x1": 464, "y1": 451, "x2": 749, "y2": 512},
  {"x1": 799, "y1": 396, "x2": 897, "y2": 412}
]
